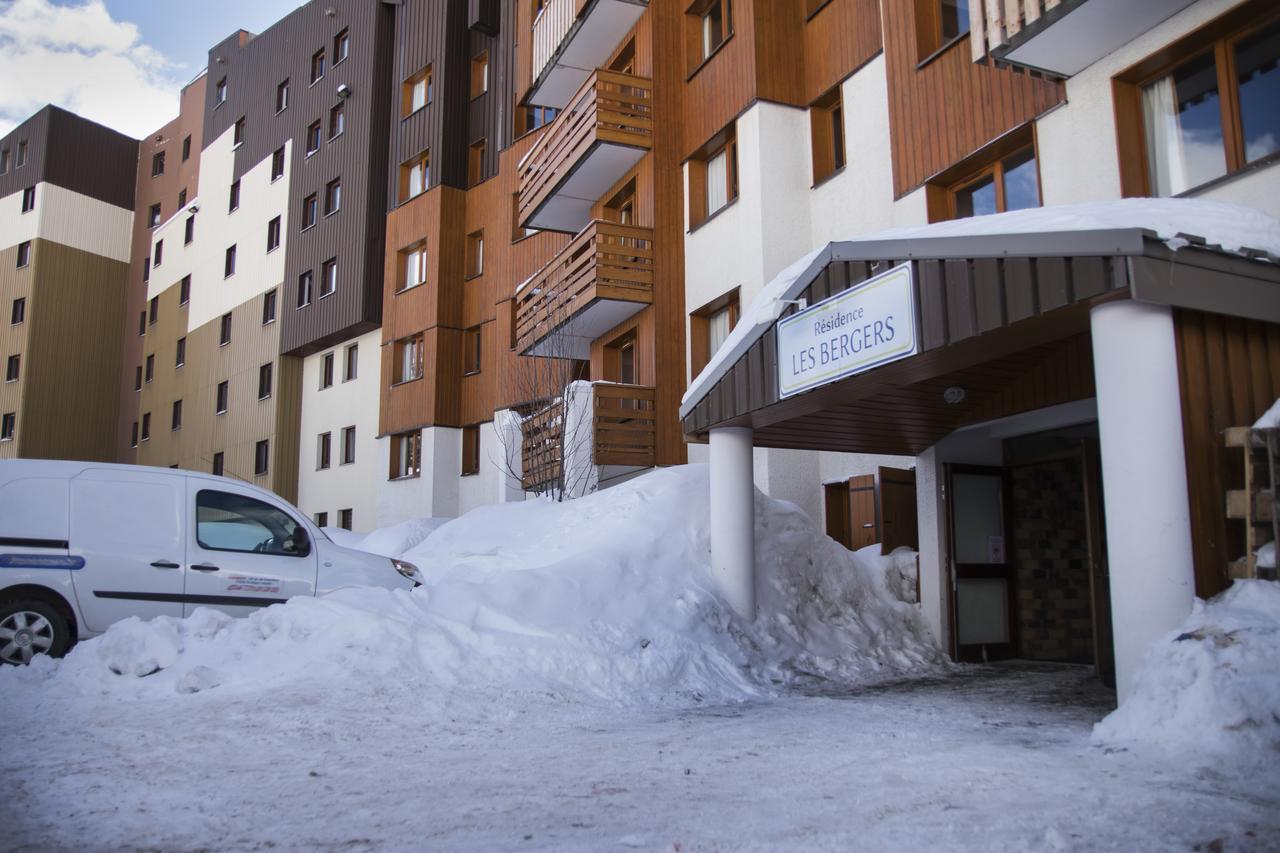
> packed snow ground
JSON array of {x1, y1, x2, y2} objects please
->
[{"x1": 2, "y1": 465, "x2": 1278, "y2": 850}]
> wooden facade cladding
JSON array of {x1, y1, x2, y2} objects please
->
[
  {"x1": 516, "y1": 69, "x2": 653, "y2": 231},
  {"x1": 514, "y1": 220, "x2": 654, "y2": 355},
  {"x1": 881, "y1": 3, "x2": 1062, "y2": 198},
  {"x1": 801, "y1": 0, "x2": 883, "y2": 104},
  {"x1": 1174, "y1": 310, "x2": 1280, "y2": 599}
]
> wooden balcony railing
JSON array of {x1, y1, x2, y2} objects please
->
[
  {"x1": 592, "y1": 383, "x2": 656, "y2": 469},
  {"x1": 514, "y1": 220, "x2": 654, "y2": 355},
  {"x1": 970, "y1": 0, "x2": 1063, "y2": 62},
  {"x1": 521, "y1": 398, "x2": 565, "y2": 492},
  {"x1": 517, "y1": 70, "x2": 653, "y2": 229}
]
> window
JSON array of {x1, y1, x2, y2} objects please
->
[
  {"x1": 147, "y1": 203, "x2": 161, "y2": 228},
  {"x1": 810, "y1": 86, "x2": 846, "y2": 184},
  {"x1": 229, "y1": 180, "x2": 241, "y2": 212},
  {"x1": 152, "y1": 151, "x2": 165, "y2": 177},
  {"x1": 320, "y1": 352, "x2": 335, "y2": 389},
  {"x1": 344, "y1": 343, "x2": 358, "y2": 381},
  {"x1": 149, "y1": 296, "x2": 159, "y2": 324},
  {"x1": 608, "y1": 332, "x2": 636, "y2": 385},
  {"x1": 179, "y1": 275, "x2": 191, "y2": 305},
  {"x1": 324, "y1": 178, "x2": 341, "y2": 215},
  {"x1": 258, "y1": 362, "x2": 273, "y2": 399},
  {"x1": 139, "y1": 311, "x2": 146, "y2": 336},
  {"x1": 341, "y1": 426, "x2": 356, "y2": 465},
  {"x1": 130, "y1": 421, "x2": 138, "y2": 447},
  {"x1": 267, "y1": 216, "x2": 282, "y2": 252},
  {"x1": 182, "y1": 135, "x2": 192, "y2": 161},
  {"x1": 135, "y1": 365, "x2": 143, "y2": 391},
  {"x1": 16, "y1": 241, "x2": 31, "y2": 268},
  {"x1": 219, "y1": 312, "x2": 232, "y2": 346},
  {"x1": 5, "y1": 354, "x2": 19, "y2": 382},
  {"x1": 215, "y1": 381, "x2": 229, "y2": 414},
  {"x1": 403, "y1": 65, "x2": 432, "y2": 116},
  {"x1": 212, "y1": 452, "x2": 224, "y2": 475},
  {"x1": 215, "y1": 77, "x2": 227, "y2": 104},
  {"x1": 466, "y1": 230, "x2": 484, "y2": 278},
  {"x1": 144, "y1": 353, "x2": 155, "y2": 383},
  {"x1": 470, "y1": 52, "x2": 489, "y2": 98},
  {"x1": 184, "y1": 215, "x2": 195, "y2": 245},
  {"x1": 271, "y1": 146, "x2": 285, "y2": 181},
  {"x1": 515, "y1": 105, "x2": 559, "y2": 136},
  {"x1": 333, "y1": 29, "x2": 349, "y2": 64},
  {"x1": 0, "y1": 412, "x2": 14, "y2": 441},
  {"x1": 399, "y1": 241, "x2": 427, "y2": 292},
  {"x1": 263, "y1": 289, "x2": 277, "y2": 324},
  {"x1": 276, "y1": 79, "x2": 290, "y2": 113},
  {"x1": 461, "y1": 425, "x2": 480, "y2": 476},
  {"x1": 140, "y1": 412, "x2": 151, "y2": 442},
  {"x1": 315, "y1": 511, "x2": 329, "y2": 527},
  {"x1": 317, "y1": 432, "x2": 332, "y2": 470},
  {"x1": 16, "y1": 141, "x2": 27, "y2": 168},
  {"x1": 393, "y1": 334, "x2": 424, "y2": 384},
  {"x1": 329, "y1": 103, "x2": 345, "y2": 139},
  {"x1": 224, "y1": 244, "x2": 237, "y2": 277},
  {"x1": 463, "y1": 326, "x2": 481, "y2": 375},
  {"x1": 687, "y1": 0, "x2": 731, "y2": 69},
  {"x1": 233, "y1": 117, "x2": 245, "y2": 147},
  {"x1": 196, "y1": 489, "x2": 309, "y2": 558},
  {"x1": 302, "y1": 193, "x2": 318, "y2": 228},
  {"x1": 338, "y1": 509, "x2": 353, "y2": 531},
  {"x1": 178, "y1": 187, "x2": 187, "y2": 207},
  {"x1": 0, "y1": 148, "x2": 8, "y2": 173},
  {"x1": 320, "y1": 258, "x2": 337, "y2": 297},
  {"x1": 688, "y1": 125, "x2": 738, "y2": 228},
  {"x1": 11, "y1": 297, "x2": 25, "y2": 325},
  {"x1": 468, "y1": 139, "x2": 486, "y2": 186},
  {"x1": 915, "y1": 0, "x2": 970, "y2": 61},
  {"x1": 1120, "y1": 15, "x2": 1280, "y2": 197},
  {"x1": 298, "y1": 270, "x2": 314, "y2": 307},
  {"x1": 153, "y1": 239, "x2": 163, "y2": 268},
  {"x1": 311, "y1": 49, "x2": 326, "y2": 84},
  {"x1": 143, "y1": 256, "x2": 150, "y2": 282},
  {"x1": 21, "y1": 186, "x2": 35, "y2": 213},
  {"x1": 176, "y1": 337, "x2": 186, "y2": 367},
  {"x1": 306, "y1": 120, "x2": 322, "y2": 156},
  {"x1": 390, "y1": 430, "x2": 422, "y2": 479},
  {"x1": 400, "y1": 150, "x2": 429, "y2": 202},
  {"x1": 929, "y1": 134, "x2": 1040, "y2": 221},
  {"x1": 690, "y1": 289, "x2": 740, "y2": 377},
  {"x1": 171, "y1": 399, "x2": 183, "y2": 431}
]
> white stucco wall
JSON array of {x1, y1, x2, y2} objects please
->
[
  {"x1": 296, "y1": 329, "x2": 381, "y2": 532},
  {"x1": 0, "y1": 182, "x2": 133, "y2": 261}
]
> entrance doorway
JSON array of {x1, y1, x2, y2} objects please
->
[{"x1": 947, "y1": 423, "x2": 1115, "y2": 686}]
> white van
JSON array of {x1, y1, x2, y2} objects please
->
[{"x1": 0, "y1": 460, "x2": 422, "y2": 665}]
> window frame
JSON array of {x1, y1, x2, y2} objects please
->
[
  {"x1": 340, "y1": 425, "x2": 356, "y2": 466},
  {"x1": 390, "y1": 430, "x2": 422, "y2": 480},
  {"x1": 689, "y1": 288, "x2": 740, "y2": 378},
  {"x1": 403, "y1": 66, "x2": 433, "y2": 117},
  {"x1": 398, "y1": 240, "x2": 428, "y2": 293},
  {"x1": 392, "y1": 334, "x2": 425, "y2": 385},
  {"x1": 215, "y1": 381, "x2": 229, "y2": 415},
  {"x1": 324, "y1": 178, "x2": 342, "y2": 216},
  {"x1": 687, "y1": 124, "x2": 738, "y2": 230},
  {"x1": 258, "y1": 362, "x2": 274, "y2": 400}
]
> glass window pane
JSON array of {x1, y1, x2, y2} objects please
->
[
  {"x1": 708, "y1": 306, "x2": 731, "y2": 355},
  {"x1": 954, "y1": 172, "x2": 996, "y2": 218},
  {"x1": 940, "y1": 0, "x2": 970, "y2": 42},
  {"x1": 1141, "y1": 50, "x2": 1227, "y2": 196},
  {"x1": 1001, "y1": 147, "x2": 1040, "y2": 212},
  {"x1": 196, "y1": 490, "x2": 307, "y2": 556},
  {"x1": 1235, "y1": 19, "x2": 1280, "y2": 165}
]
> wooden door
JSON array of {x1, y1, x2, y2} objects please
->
[
  {"x1": 848, "y1": 474, "x2": 878, "y2": 550},
  {"x1": 824, "y1": 482, "x2": 851, "y2": 549},
  {"x1": 879, "y1": 466, "x2": 918, "y2": 554}
]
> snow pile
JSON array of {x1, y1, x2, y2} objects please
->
[
  {"x1": 1092, "y1": 580, "x2": 1280, "y2": 760},
  {"x1": 2, "y1": 466, "x2": 943, "y2": 710},
  {"x1": 323, "y1": 517, "x2": 451, "y2": 557}
]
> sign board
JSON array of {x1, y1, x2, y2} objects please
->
[{"x1": 776, "y1": 262, "x2": 918, "y2": 398}]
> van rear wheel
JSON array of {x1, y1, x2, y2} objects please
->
[{"x1": 0, "y1": 600, "x2": 71, "y2": 665}]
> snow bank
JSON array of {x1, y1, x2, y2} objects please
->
[
  {"x1": 1254, "y1": 397, "x2": 1280, "y2": 430},
  {"x1": 1092, "y1": 580, "x2": 1280, "y2": 760},
  {"x1": 2, "y1": 466, "x2": 943, "y2": 711},
  {"x1": 325, "y1": 517, "x2": 452, "y2": 557}
]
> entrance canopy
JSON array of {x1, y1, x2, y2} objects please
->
[{"x1": 680, "y1": 199, "x2": 1280, "y2": 456}]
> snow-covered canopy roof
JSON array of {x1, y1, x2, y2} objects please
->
[{"x1": 680, "y1": 199, "x2": 1280, "y2": 420}]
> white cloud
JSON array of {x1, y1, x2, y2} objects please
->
[{"x1": 0, "y1": 0, "x2": 188, "y2": 139}]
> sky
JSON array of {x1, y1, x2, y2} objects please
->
[{"x1": 0, "y1": 0, "x2": 304, "y2": 139}]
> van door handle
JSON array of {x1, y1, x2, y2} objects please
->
[
  {"x1": 190, "y1": 563, "x2": 220, "y2": 572},
  {"x1": 150, "y1": 560, "x2": 181, "y2": 569}
]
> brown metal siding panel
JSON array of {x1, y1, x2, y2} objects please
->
[{"x1": 0, "y1": 106, "x2": 138, "y2": 211}]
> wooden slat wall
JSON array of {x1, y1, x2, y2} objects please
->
[
  {"x1": 680, "y1": 0, "x2": 762, "y2": 157},
  {"x1": 881, "y1": 2, "x2": 1063, "y2": 197},
  {"x1": 8, "y1": 240, "x2": 129, "y2": 463},
  {"x1": 1174, "y1": 309, "x2": 1280, "y2": 598},
  {"x1": 802, "y1": 0, "x2": 883, "y2": 104}
]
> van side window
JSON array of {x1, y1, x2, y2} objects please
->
[{"x1": 195, "y1": 489, "x2": 309, "y2": 557}]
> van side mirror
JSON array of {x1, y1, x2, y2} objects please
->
[{"x1": 284, "y1": 531, "x2": 310, "y2": 557}]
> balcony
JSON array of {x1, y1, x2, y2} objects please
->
[
  {"x1": 530, "y1": 0, "x2": 649, "y2": 109},
  {"x1": 520, "y1": 382, "x2": 657, "y2": 493},
  {"x1": 514, "y1": 220, "x2": 653, "y2": 359},
  {"x1": 517, "y1": 70, "x2": 652, "y2": 234},
  {"x1": 971, "y1": 0, "x2": 1198, "y2": 76}
]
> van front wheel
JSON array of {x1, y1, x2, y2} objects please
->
[{"x1": 0, "y1": 600, "x2": 71, "y2": 665}]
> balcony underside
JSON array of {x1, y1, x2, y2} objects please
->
[
  {"x1": 529, "y1": 0, "x2": 649, "y2": 109},
  {"x1": 524, "y1": 296, "x2": 648, "y2": 360},
  {"x1": 525, "y1": 141, "x2": 648, "y2": 233}
]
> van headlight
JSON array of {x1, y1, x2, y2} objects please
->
[{"x1": 391, "y1": 558, "x2": 422, "y2": 586}]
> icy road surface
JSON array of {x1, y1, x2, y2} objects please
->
[{"x1": 3, "y1": 663, "x2": 1276, "y2": 852}]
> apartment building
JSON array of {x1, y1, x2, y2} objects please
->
[
  {"x1": 0, "y1": 107, "x2": 138, "y2": 463},
  {"x1": 678, "y1": 0, "x2": 1279, "y2": 702}
]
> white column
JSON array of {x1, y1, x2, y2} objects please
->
[
  {"x1": 1091, "y1": 300, "x2": 1195, "y2": 703},
  {"x1": 914, "y1": 446, "x2": 949, "y2": 653},
  {"x1": 710, "y1": 426, "x2": 756, "y2": 619}
]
